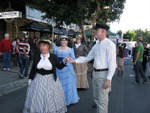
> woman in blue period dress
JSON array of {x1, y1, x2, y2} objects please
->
[
  {"x1": 54, "y1": 35, "x2": 79, "y2": 106},
  {"x1": 23, "y1": 39, "x2": 67, "y2": 113}
]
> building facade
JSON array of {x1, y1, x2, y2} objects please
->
[{"x1": 0, "y1": 0, "x2": 44, "y2": 40}]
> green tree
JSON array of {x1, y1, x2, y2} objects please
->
[
  {"x1": 143, "y1": 34, "x2": 150, "y2": 43},
  {"x1": 133, "y1": 29, "x2": 150, "y2": 43},
  {"x1": 116, "y1": 30, "x2": 123, "y2": 37},
  {"x1": 96, "y1": 0, "x2": 126, "y2": 23},
  {"x1": 27, "y1": 0, "x2": 126, "y2": 43},
  {"x1": 27, "y1": 0, "x2": 126, "y2": 24},
  {"x1": 123, "y1": 30, "x2": 136, "y2": 41}
]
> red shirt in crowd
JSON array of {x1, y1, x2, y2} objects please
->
[{"x1": 0, "y1": 38, "x2": 13, "y2": 53}]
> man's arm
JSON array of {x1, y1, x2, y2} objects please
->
[
  {"x1": 67, "y1": 45, "x2": 95, "y2": 63},
  {"x1": 134, "y1": 51, "x2": 140, "y2": 64},
  {"x1": 103, "y1": 43, "x2": 116, "y2": 89},
  {"x1": 106, "y1": 43, "x2": 117, "y2": 80},
  {"x1": 27, "y1": 43, "x2": 30, "y2": 54},
  {"x1": 75, "y1": 45, "x2": 95, "y2": 63}
]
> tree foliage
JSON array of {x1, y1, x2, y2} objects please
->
[
  {"x1": 123, "y1": 30, "x2": 136, "y2": 41},
  {"x1": 123, "y1": 29, "x2": 150, "y2": 43},
  {"x1": 96, "y1": 0, "x2": 126, "y2": 23},
  {"x1": 116, "y1": 30, "x2": 123, "y2": 37},
  {"x1": 27, "y1": 0, "x2": 126, "y2": 25},
  {"x1": 134, "y1": 29, "x2": 150, "y2": 43}
]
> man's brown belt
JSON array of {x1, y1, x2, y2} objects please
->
[{"x1": 94, "y1": 68, "x2": 108, "y2": 72}]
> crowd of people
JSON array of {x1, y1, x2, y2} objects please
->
[
  {"x1": 0, "y1": 22, "x2": 150, "y2": 113},
  {"x1": 131, "y1": 38, "x2": 150, "y2": 84},
  {"x1": 117, "y1": 37, "x2": 150, "y2": 84}
]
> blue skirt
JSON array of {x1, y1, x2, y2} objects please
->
[{"x1": 56, "y1": 66, "x2": 79, "y2": 106}]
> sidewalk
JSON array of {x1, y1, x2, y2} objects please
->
[{"x1": 0, "y1": 62, "x2": 29, "y2": 95}]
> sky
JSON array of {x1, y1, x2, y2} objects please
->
[{"x1": 110, "y1": 0, "x2": 150, "y2": 33}]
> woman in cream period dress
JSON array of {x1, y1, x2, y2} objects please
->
[{"x1": 73, "y1": 35, "x2": 89, "y2": 89}]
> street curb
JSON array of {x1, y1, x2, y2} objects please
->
[
  {"x1": 0, "y1": 79, "x2": 28, "y2": 96},
  {"x1": 0, "y1": 69, "x2": 19, "y2": 74}
]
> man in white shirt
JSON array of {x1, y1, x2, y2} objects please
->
[{"x1": 67, "y1": 23, "x2": 117, "y2": 113}]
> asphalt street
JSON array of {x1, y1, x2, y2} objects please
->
[{"x1": 0, "y1": 64, "x2": 150, "y2": 113}]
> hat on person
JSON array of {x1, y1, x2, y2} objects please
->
[
  {"x1": 94, "y1": 23, "x2": 110, "y2": 31},
  {"x1": 60, "y1": 35, "x2": 68, "y2": 40},
  {"x1": 37, "y1": 39, "x2": 52, "y2": 48},
  {"x1": 76, "y1": 34, "x2": 82, "y2": 39}
]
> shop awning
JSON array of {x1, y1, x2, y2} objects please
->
[{"x1": 19, "y1": 21, "x2": 50, "y2": 32}]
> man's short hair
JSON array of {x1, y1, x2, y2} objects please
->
[
  {"x1": 143, "y1": 42, "x2": 147, "y2": 46},
  {"x1": 137, "y1": 37, "x2": 143, "y2": 42}
]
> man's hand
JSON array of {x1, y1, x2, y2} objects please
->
[
  {"x1": 66, "y1": 57, "x2": 76, "y2": 63},
  {"x1": 133, "y1": 61, "x2": 136, "y2": 65},
  {"x1": 63, "y1": 57, "x2": 68, "y2": 64},
  {"x1": 103, "y1": 79, "x2": 111, "y2": 89}
]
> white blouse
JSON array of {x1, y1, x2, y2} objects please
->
[
  {"x1": 75, "y1": 43, "x2": 81, "y2": 48},
  {"x1": 37, "y1": 53, "x2": 52, "y2": 70}
]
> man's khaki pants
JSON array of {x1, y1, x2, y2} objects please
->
[{"x1": 92, "y1": 71, "x2": 110, "y2": 113}]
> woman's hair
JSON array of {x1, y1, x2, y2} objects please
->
[{"x1": 60, "y1": 37, "x2": 68, "y2": 41}]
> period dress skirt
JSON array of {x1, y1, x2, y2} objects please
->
[
  {"x1": 74, "y1": 63, "x2": 89, "y2": 88},
  {"x1": 54, "y1": 46, "x2": 79, "y2": 106},
  {"x1": 118, "y1": 57, "x2": 124, "y2": 66},
  {"x1": 23, "y1": 73, "x2": 67, "y2": 113}
]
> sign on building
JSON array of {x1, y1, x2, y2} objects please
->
[
  {"x1": 26, "y1": 6, "x2": 49, "y2": 24},
  {"x1": 0, "y1": 11, "x2": 22, "y2": 19}
]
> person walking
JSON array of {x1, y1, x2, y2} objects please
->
[
  {"x1": 67, "y1": 23, "x2": 116, "y2": 113},
  {"x1": 73, "y1": 34, "x2": 89, "y2": 89},
  {"x1": 0, "y1": 33, "x2": 13, "y2": 71},
  {"x1": 132, "y1": 37, "x2": 147, "y2": 85},
  {"x1": 23, "y1": 39, "x2": 67, "y2": 113},
  {"x1": 54, "y1": 35, "x2": 79, "y2": 106},
  {"x1": 117, "y1": 43, "x2": 126, "y2": 76},
  {"x1": 18, "y1": 36, "x2": 30, "y2": 78},
  {"x1": 142, "y1": 42, "x2": 148, "y2": 72},
  {"x1": 15, "y1": 38, "x2": 22, "y2": 71}
]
